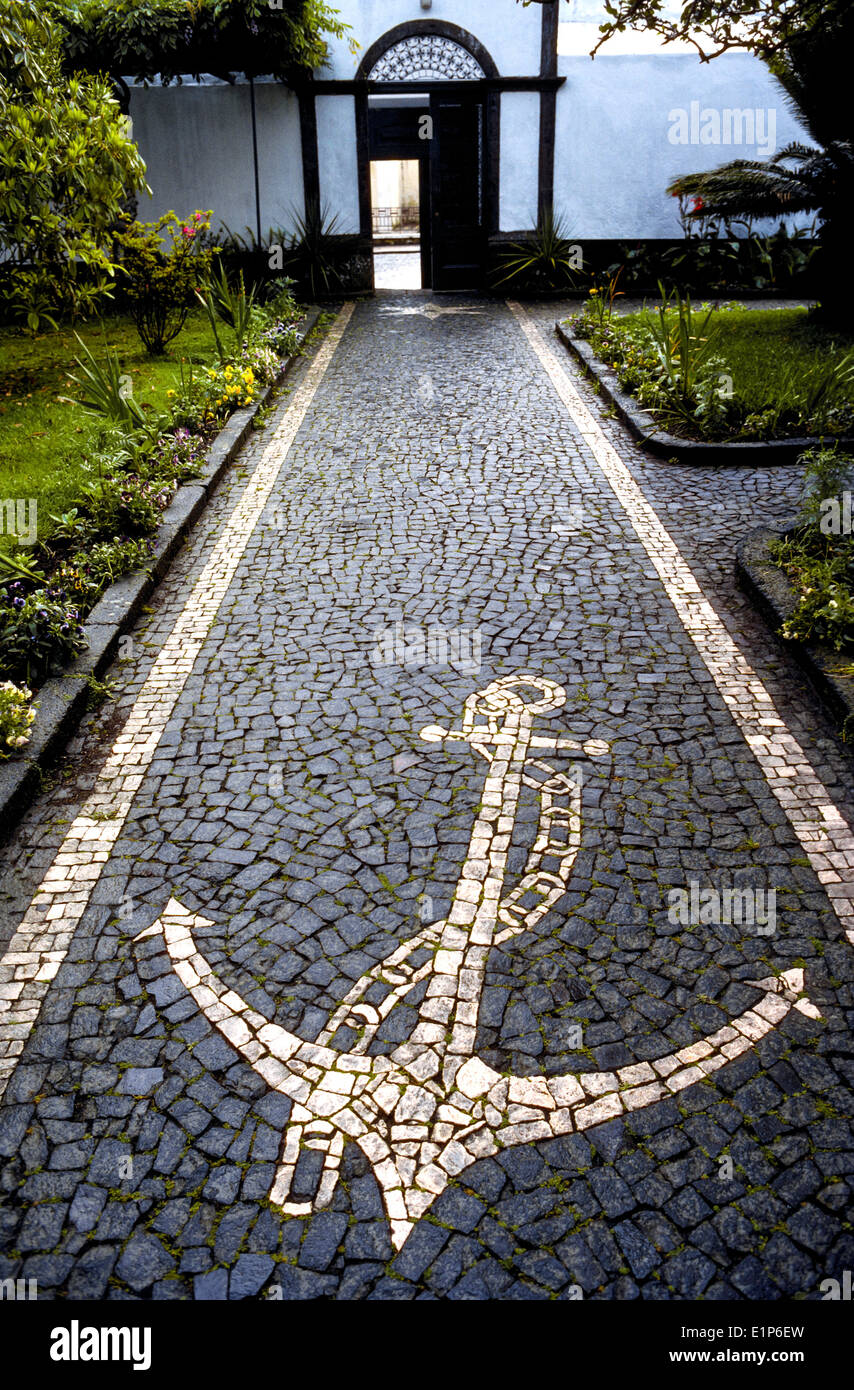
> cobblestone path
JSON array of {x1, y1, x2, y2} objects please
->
[{"x1": 1, "y1": 298, "x2": 852, "y2": 1302}]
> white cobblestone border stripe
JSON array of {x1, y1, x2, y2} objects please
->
[
  {"x1": 0, "y1": 304, "x2": 355, "y2": 1096},
  {"x1": 508, "y1": 301, "x2": 854, "y2": 941}
]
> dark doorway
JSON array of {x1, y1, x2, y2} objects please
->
[{"x1": 368, "y1": 94, "x2": 485, "y2": 292}]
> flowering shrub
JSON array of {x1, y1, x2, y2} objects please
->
[
  {"x1": 140, "y1": 429, "x2": 205, "y2": 486},
  {"x1": 0, "y1": 584, "x2": 87, "y2": 685},
  {"x1": 770, "y1": 449, "x2": 854, "y2": 653},
  {"x1": 0, "y1": 681, "x2": 37, "y2": 757},
  {"x1": 168, "y1": 337, "x2": 279, "y2": 428},
  {"x1": 53, "y1": 538, "x2": 154, "y2": 609},
  {"x1": 82, "y1": 474, "x2": 173, "y2": 537},
  {"x1": 116, "y1": 210, "x2": 215, "y2": 354}
]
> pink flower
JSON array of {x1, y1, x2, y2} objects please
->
[{"x1": 193, "y1": 212, "x2": 202, "y2": 222}]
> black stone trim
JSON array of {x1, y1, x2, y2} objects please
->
[
  {"x1": 538, "y1": 1, "x2": 560, "y2": 222},
  {"x1": 298, "y1": 86, "x2": 320, "y2": 223},
  {"x1": 355, "y1": 19, "x2": 500, "y2": 81}
]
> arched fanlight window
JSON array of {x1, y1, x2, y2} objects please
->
[{"x1": 368, "y1": 35, "x2": 486, "y2": 82}]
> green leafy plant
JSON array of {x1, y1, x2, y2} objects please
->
[
  {"x1": 644, "y1": 283, "x2": 722, "y2": 412},
  {"x1": 280, "y1": 206, "x2": 344, "y2": 300},
  {"x1": 198, "y1": 260, "x2": 257, "y2": 349},
  {"x1": 494, "y1": 208, "x2": 581, "y2": 292},
  {"x1": 69, "y1": 332, "x2": 150, "y2": 430},
  {"x1": 81, "y1": 474, "x2": 172, "y2": 537},
  {"x1": 664, "y1": 2, "x2": 854, "y2": 322},
  {"x1": 0, "y1": 550, "x2": 47, "y2": 585},
  {"x1": 0, "y1": 584, "x2": 87, "y2": 685},
  {"x1": 772, "y1": 537, "x2": 854, "y2": 650},
  {"x1": 52, "y1": 0, "x2": 352, "y2": 88},
  {"x1": 53, "y1": 536, "x2": 154, "y2": 609},
  {"x1": 0, "y1": 2, "x2": 149, "y2": 330},
  {"x1": 0, "y1": 679, "x2": 37, "y2": 756},
  {"x1": 116, "y1": 210, "x2": 215, "y2": 354}
]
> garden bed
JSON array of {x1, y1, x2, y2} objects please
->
[
  {"x1": 0, "y1": 306, "x2": 321, "y2": 840},
  {"x1": 557, "y1": 303, "x2": 854, "y2": 466},
  {"x1": 736, "y1": 525, "x2": 854, "y2": 736},
  {"x1": 0, "y1": 309, "x2": 222, "y2": 554}
]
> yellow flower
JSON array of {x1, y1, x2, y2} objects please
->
[
  {"x1": 224, "y1": 365, "x2": 233, "y2": 379},
  {"x1": 166, "y1": 389, "x2": 175, "y2": 398}
]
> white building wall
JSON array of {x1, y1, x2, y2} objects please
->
[
  {"x1": 316, "y1": 95, "x2": 361, "y2": 234},
  {"x1": 129, "y1": 79, "x2": 304, "y2": 240},
  {"x1": 555, "y1": 11, "x2": 810, "y2": 238},
  {"x1": 499, "y1": 93, "x2": 540, "y2": 231}
]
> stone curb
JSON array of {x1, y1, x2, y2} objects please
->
[
  {"x1": 735, "y1": 525, "x2": 854, "y2": 735},
  {"x1": 0, "y1": 307, "x2": 323, "y2": 837},
  {"x1": 555, "y1": 321, "x2": 854, "y2": 468}
]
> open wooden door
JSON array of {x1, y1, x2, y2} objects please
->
[{"x1": 429, "y1": 94, "x2": 485, "y2": 292}]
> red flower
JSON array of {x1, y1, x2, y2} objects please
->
[{"x1": 692, "y1": 196, "x2": 705, "y2": 212}]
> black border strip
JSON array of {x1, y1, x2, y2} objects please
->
[{"x1": 298, "y1": 87, "x2": 320, "y2": 223}]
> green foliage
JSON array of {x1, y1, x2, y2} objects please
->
[
  {"x1": 0, "y1": 2, "x2": 149, "y2": 329},
  {"x1": 50, "y1": 0, "x2": 352, "y2": 84},
  {"x1": 53, "y1": 536, "x2": 154, "y2": 609},
  {"x1": 0, "y1": 284, "x2": 304, "y2": 700},
  {"x1": 80, "y1": 473, "x2": 172, "y2": 536},
  {"x1": 0, "y1": 584, "x2": 87, "y2": 684},
  {"x1": 494, "y1": 208, "x2": 582, "y2": 292},
  {"x1": 196, "y1": 261, "x2": 257, "y2": 363},
  {"x1": 0, "y1": 679, "x2": 36, "y2": 755},
  {"x1": 773, "y1": 536, "x2": 854, "y2": 651},
  {"x1": 279, "y1": 206, "x2": 345, "y2": 300},
  {"x1": 664, "y1": 3, "x2": 854, "y2": 318},
  {"x1": 69, "y1": 331, "x2": 151, "y2": 430},
  {"x1": 116, "y1": 210, "x2": 216, "y2": 354},
  {"x1": 765, "y1": 446, "x2": 853, "y2": 654},
  {"x1": 642, "y1": 283, "x2": 723, "y2": 424},
  {"x1": 571, "y1": 304, "x2": 854, "y2": 441}
]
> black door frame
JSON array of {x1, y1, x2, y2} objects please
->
[{"x1": 367, "y1": 103, "x2": 433, "y2": 288}]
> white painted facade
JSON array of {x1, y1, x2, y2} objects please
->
[{"x1": 127, "y1": 1, "x2": 808, "y2": 243}]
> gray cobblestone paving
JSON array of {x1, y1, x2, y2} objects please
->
[{"x1": 0, "y1": 297, "x2": 852, "y2": 1301}]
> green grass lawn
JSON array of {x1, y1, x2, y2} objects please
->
[{"x1": 0, "y1": 308, "x2": 220, "y2": 553}]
